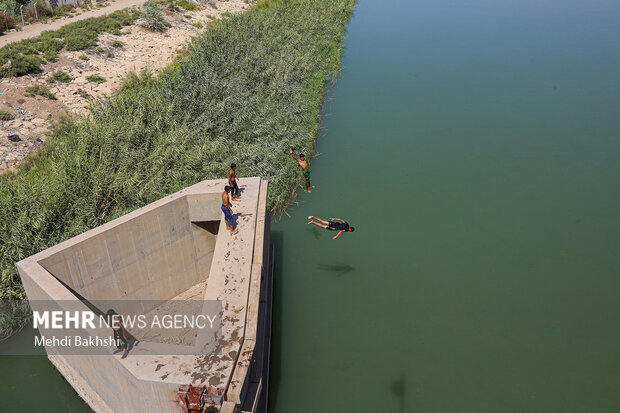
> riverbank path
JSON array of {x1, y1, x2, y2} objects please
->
[{"x1": 0, "y1": 0, "x2": 149, "y2": 48}]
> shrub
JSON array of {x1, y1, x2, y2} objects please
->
[
  {"x1": 0, "y1": 0, "x2": 20, "y2": 17},
  {"x1": 0, "y1": 13, "x2": 16, "y2": 34},
  {"x1": 162, "y1": 0, "x2": 180, "y2": 12},
  {"x1": 95, "y1": 47, "x2": 104, "y2": 54},
  {"x1": 47, "y1": 69, "x2": 72, "y2": 83},
  {"x1": 0, "y1": 110, "x2": 14, "y2": 121},
  {"x1": 86, "y1": 74, "x2": 106, "y2": 83},
  {"x1": 25, "y1": 2, "x2": 53, "y2": 22},
  {"x1": 25, "y1": 84, "x2": 57, "y2": 100},
  {"x1": 0, "y1": 10, "x2": 138, "y2": 78},
  {"x1": 141, "y1": 1, "x2": 167, "y2": 32},
  {"x1": 0, "y1": 54, "x2": 44, "y2": 77},
  {"x1": 178, "y1": 0, "x2": 197, "y2": 11},
  {"x1": 53, "y1": 4, "x2": 75, "y2": 17},
  {"x1": 78, "y1": 54, "x2": 89, "y2": 60},
  {"x1": 64, "y1": 30, "x2": 98, "y2": 50},
  {"x1": 111, "y1": 40, "x2": 123, "y2": 48},
  {"x1": 119, "y1": 67, "x2": 153, "y2": 91},
  {"x1": 191, "y1": 21, "x2": 202, "y2": 28}
]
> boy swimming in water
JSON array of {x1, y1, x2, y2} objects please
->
[
  {"x1": 307, "y1": 216, "x2": 355, "y2": 240},
  {"x1": 289, "y1": 148, "x2": 315, "y2": 193}
]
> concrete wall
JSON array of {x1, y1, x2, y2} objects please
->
[
  {"x1": 17, "y1": 260, "x2": 183, "y2": 413},
  {"x1": 38, "y1": 196, "x2": 220, "y2": 315},
  {"x1": 16, "y1": 179, "x2": 269, "y2": 413}
]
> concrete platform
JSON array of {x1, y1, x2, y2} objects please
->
[{"x1": 16, "y1": 177, "x2": 271, "y2": 413}]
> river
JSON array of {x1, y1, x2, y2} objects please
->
[{"x1": 2, "y1": 0, "x2": 620, "y2": 411}]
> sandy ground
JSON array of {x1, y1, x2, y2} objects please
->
[{"x1": 0, "y1": 0, "x2": 251, "y2": 172}]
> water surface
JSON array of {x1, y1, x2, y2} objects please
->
[
  {"x1": 269, "y1": 0, "x2": 620, "y2": 412},
  {"x1": 1, "y1": 0, "x2": 620, "y2": 412}
]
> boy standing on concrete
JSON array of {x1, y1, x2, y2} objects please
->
[
  {"x1": 289, "y1": 148, "x2": 315, "y2": 193},
  {"x1": 228, "y1": 163, "x2": 240, "y2": 201},
  {"x1": 222, "y1": 186, "x2": 238, "y2": 234}
]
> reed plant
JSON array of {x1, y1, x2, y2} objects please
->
[{"x1": 0, "y1": 0, "x2": 355, "y2": 321}]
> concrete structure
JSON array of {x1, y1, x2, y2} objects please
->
[{"x1": 17, "y1": 178, "x2": 273, "y2": 413}]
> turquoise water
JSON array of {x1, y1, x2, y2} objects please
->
[{"x1": 2, "y1": 0, "x2": 620, "y2": 411}]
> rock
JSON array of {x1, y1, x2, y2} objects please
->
[{"x1": 32, "y1": 118, "x2": 46, "y2": 127}]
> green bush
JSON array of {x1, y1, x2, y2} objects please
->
[
  {"x1": 0, "y1": 54, "x2": 44, "y2": 77},
  {"x1": 0, "y1": 11, "x2": 16, "y2": 33},
  {"x1": 0, "y1": 110, "x2": 14, "y2": 121},
  {"x1": 0, "y1": 0, "x2": 355, "y2": 331},
  {"x1": 52, "y1": 4, "x2": 76, "y2": 17},
  {"x1": 25, "y1": 84, "x2": 57, "y2": 100},
  {"x1": 86, "y1": 74, "x2": 106, "y2": 83},
  {"x1": 47, "y1": 69, "x2": 72, "y2": 83},
  {"x1": 119, "y1": 68, "x2": 153, "y2": 92},
  {"x1": 78, "y1": 54, "x2": 89, "y2": 60},
  {"x1": 177, "y1": 0, "x2": 197, "y2": 11},
  {"x1": 191, "y1": 21, "x2": 202, "y2": 28},
  {"x1": 0, "y1": 10, "x2": 137, "y2": 78},
  {"x1": 0, "y1": 0, "x2": 19, "y2": 17},
  {"x1": 64, "y1": 30, "x2": 98, "y2": 50},
  {"x1": 141, "y1": 1, "x2": 167, "y2": 32},
  {"x1": 106, "y1": 50, "x2": 114, "y2": 58},
  {"x1": 111, "y1": 40, "x2": 123, "y2": 48}
]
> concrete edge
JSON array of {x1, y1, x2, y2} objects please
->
[{"x1": 225, "y1": 179, "x2": 268, "y2": 405}]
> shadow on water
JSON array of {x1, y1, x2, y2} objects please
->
[
  {"x1": 390, "y1": 374, "x2": 407, "y2": 413},
  {"x1": 268, "y1": 230, "x2": 284, "y2": 411},
  {"x1": 307, "y1": 227, "x2": 322, "y2": 240},
  {"x1": 316, "y1": 262, "x2": 356, "y2": 277}
]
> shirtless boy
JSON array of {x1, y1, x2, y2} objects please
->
[
  {"x1": 222, "y1": 186, "x2": 238, "y2": 234},
  {"x1": 307, "y1": 216, "x2": 355, "y2": 240},
  {"x1": 289, "y1": 148, "x2": 315, "y2": 193},
  {"x1": 228, "y1": 163, "x2": 240, "y2": 201}
]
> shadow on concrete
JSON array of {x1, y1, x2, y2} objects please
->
[
  {"x1": 267, "y1": 230, "x2": 284, "y2": 411},
  {"x1": 232, "y1": 212, "x2": 242, "y2": 227},
  {"x1": 316, "y1": 262, "x2": 356, "y2": 277},
  {"x1": 390, "y1": 374, "x2": 407, "y2": 413}
]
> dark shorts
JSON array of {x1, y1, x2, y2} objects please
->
[
  {"x1": 327, "y1": 221, "x2": 338, "y2": 231},
  {"x1": 303, "y1": 170, "x2": 310, "y2": 179},
  {"x1": 231, "y1": 180, "x2": 239, "y2": 197}
]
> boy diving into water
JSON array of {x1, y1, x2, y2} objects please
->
[
  {"x1": 289, "y1": 148, "x2": 315, "y2": 193},
  {"x1": 308, "y1": 216, "x2": 355, "y2": 240}
]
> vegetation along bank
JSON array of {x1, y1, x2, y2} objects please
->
[{"x1": 0, "y1": 0, "x2": 356, "y2": 324}]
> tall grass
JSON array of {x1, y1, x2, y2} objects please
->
[{"x1": 0, "y1": 0, "x2": 355, "y2": 311}]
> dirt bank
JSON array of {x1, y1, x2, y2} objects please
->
[{"x1": 0, "y1": 0, "x2": 250, "y2": 172}]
